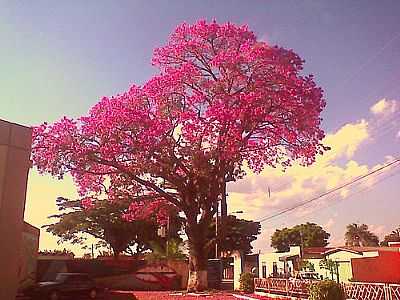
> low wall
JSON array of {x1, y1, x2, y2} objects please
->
[
  {"x1": 37, "y1": 258, "x2": 188, "y2": 290},
  {"x1": 254, "y1": 278, "x2": 400, "y2": 300}
]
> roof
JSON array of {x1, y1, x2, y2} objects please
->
[
  {"x1": 323, "y1": 247, "x2": 364, "y2": 255},
  {"x1": 23, "y1": 221, "x2": 40, "y2": 236},
  {"x1": 0, "y1": 118, "x2": 30, "y2": 129},
  {"x1": 279, "y1": 254, "x2": 299, "y2": 261},
  {"x1": 303, "y1": 247, "x2": 333, "y2": 259},
  {"x1": 303, "y1": 246, "x2": 400, "y2": 258},
  {"x1": 335, "y1": 246, "x2": 399, "y2": 253}
]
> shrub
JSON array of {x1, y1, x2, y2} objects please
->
[
  {"x1": 309, "y1": 280, "x2": 346, "y2": 300},
  {"x1": 239, "y1": 272, "x2": 255, "y2": 293}
]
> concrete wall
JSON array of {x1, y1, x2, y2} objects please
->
[
  {"x1": 37, "y1": 257, "x2": 188, "y2": 290},
  {"x1": 232, "y1": 251, "x2": 243, "y2": 290},
  {"x1": 0, "y1": 119, "x2": 32, "y2": 300},
  {"x1": 18, "y1": 222, "x2": 40, "y2": 291}
]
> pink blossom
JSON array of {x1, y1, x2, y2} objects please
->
[{"x1": 31, "y1": 20, "x2": 327, "y2": 228}]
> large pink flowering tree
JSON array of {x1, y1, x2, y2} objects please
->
[{"x1": 32, "y1": 20, "x2": 327, "y2": 291}]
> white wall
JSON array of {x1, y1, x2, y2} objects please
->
[{"x1": 258, "y1": 246, "x2": 300, "y2": 278}]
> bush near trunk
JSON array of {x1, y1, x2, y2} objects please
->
[
  {"x1": 239, "y1": 272, "x2": 255, "y2": 293},
  {"x1": 309, "y1": 280, "x2": 345, "y2": 300}
]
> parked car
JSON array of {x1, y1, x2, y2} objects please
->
[
  {"x1": 24, "y1": 272, "x2": 98, "y2": 300},
  {"x1": 292, "y1": 271, "x2": 321, "y2": 281}
]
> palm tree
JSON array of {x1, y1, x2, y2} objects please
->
[
  {"x1": 345, "y1": 223, "x2": 379, "y2": 247},
  {"x1": 381, "y1": 226, "x2": 400, "y2": 246}
]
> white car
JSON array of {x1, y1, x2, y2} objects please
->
[{"x1": 293, "y1": 272, "x2": 321, "y2": 281}]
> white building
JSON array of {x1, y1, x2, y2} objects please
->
[
  {"x1": 257, "y1": 246, "x2": 400, "y2": 283},
  {"x1": 258, "y1": 246, "x2": 301, "y2": 278}
]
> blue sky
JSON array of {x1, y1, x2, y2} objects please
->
[{"x1": 1, "y1": 1, "x2": 399, "y2": 255}]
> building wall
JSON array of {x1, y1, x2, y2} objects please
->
[
  {"x1": 18, "y1": 222, "x2": 40, "y2": 291},
  {"x1": 0, "y1": 120, "x2": 32, "y2": 300},
  {"x1": 258, "y1": 246, "x2": 300, "y2": 278},
  {"x1": 325, "y1": 251, "x2": 366, "y2": 283},
  {"x1": 351, "y1": 251, "x2": 400, "y2": 283},
  {"x1": 308, "y1": 250, "x2": 378, "y2": 283}
]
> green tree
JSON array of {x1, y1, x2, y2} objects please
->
[
  {"x1": 45, "y1": 197, "x2": 166, "y2": 257},
  {"x1": 38, "y1": 249, "x2": 75, "y2": 257},
  {"x1": 344, "y1": 223, "x2": 379, "y2": 247},
  {"x1": 381, "y1": 226, "x2": 400, "y2": 246},
  {"x1": 319, "y1": 259, "x2": 338, "y2": 281},
  {"x1": 146, "y1": 238, "x2": 187, "y2": 262},
  {"x1": 271, "y1": 223, "x2": 330, "y2": 252},
  {"x1": 299, "y1": 259, "x2": 315, "y2": 272},
  {"x1": 207, "y1": 215, "x2": 261, "y2": 257},
  {"x1": 309, "y1": 280, "x2": 345, "y2": 300}
]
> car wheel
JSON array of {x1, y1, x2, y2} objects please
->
[
  {"x1": 48, "y1": 290, "x2": 59, "y2": 300},
  {"x1": 89, "y1": 288, "x2": 97, "y2": 299}
]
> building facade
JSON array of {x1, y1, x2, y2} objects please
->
[{"x1": 0, "y1": 119, "x2": 32, "y2": 300}]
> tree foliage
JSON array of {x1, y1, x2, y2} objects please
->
[
  {"x1": 207, "y1": 215, "x2": 261, "y2": 257},
  {"x1": 32, "y1": 20, "x2": 327, "y2": 291},
  {"x1": 344, "y1": 223, "x2": 379, "y2": 247},
  {"x1": 300, "y1": 259, "x2": 315, "y2": 272},
  {"x1": 45, "y1": 197, "x2": 168, "y2": 257},
  {"x1": 146, "y1": 238, "x2": 187, "y2": 262},
  {"x1": 271, "y1": 223, "x2": 330, "y2": 252},
  {"x1": 239, "y1": 272, "x2": 255, "y2": 293},
  {"x1": 309, "y1": 280, "x2": 345, "y2": 300},
  {"x1": 381, "y1": 226, "x2": 400, "y2": 246},
  {"x1": 319, "y1": 259, "x2": 338, "y2": 281},
  {"x1": 38, "y1": 249, "x2": 75, "y2": 257}
]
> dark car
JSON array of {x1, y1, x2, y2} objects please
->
[{"x1": 25, "y1": 273, "x2": 98, "y2": 300}]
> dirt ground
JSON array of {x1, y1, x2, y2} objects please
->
[{"x1": 110, "y1": 291, "x2": 282, "y2": 300}]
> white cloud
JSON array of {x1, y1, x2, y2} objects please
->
[
  {"x1": 370, "y1": 98, "x2": 398, "y2": 115},
  {"x1": 228, "y1": 111, "x2": 398, "y2": 252},
  {"x1": 229, "y1": 119, "x2": 371, "y2": 217},
  {"x1": 324, "y1": 218, "x2": 335, "y2": 231},
  {"x1": 320, "y1": 120, "x2": 369, "y2": 162}
]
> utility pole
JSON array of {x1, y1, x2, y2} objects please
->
[
  {"x1": 300, "y1": 230, "x2": 304, "y2": 258},
  {"x1": 166, "y1": 214, "x2": 170, "y2": 258},
  {"x1": 215, "y1": 200, "x2": 219, "y2": 258},
  {"x1": 221, "y1": 178, "x2": 227, "y2": 218}
]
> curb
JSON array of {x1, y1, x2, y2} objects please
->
[{"x1": 231, "y1": 294, "x2": 261, "y2": 300}]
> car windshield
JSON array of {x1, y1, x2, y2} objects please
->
[
  {"x1": 55, "y1": 273, "x2": 90, "y2": 282},
  {"x1": 302, "y1": 273, "x2": 319, "y2": 280},
  {"x1": 55, "y1": 274, "x2": 68, "y2": 282}
]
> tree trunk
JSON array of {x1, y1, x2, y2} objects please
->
[{"x1": 186, "y1": 222, "x2": 208, "y2": 292}]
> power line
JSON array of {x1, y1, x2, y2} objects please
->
[
  {"x1": 262, "y1": 165, "x2": 400, "y2": 229},
  {"x1": 339, "y1": 31, "x2": 400, "y2": 90},
  {"x1": 257, "y1": 157, "x2": 400, "y2": 223}
]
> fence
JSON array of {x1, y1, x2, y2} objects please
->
[{"x1": 254, "y1": 278, "x2": 400, "y2": 300}]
